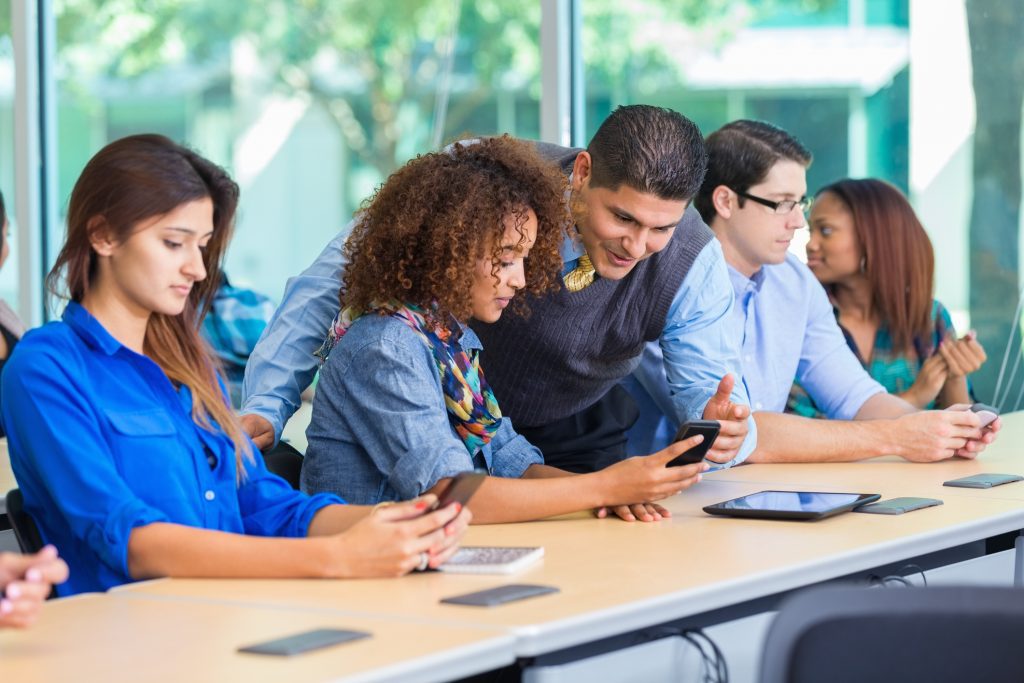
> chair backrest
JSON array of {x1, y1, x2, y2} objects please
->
[
  {"x1": 5, "y1": 488, "x2": 45, "y2": 555},
  {"x1": 261, "y1": 441, "x2": 304, "y2": 490},
  {"x1": 760, "y1": 584, "x2": 1024, "y2": 683}
]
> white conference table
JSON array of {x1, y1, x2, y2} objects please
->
[
  {"x1": 11, "y1": 415, "x2": 1024, "y2": 680},
  {"x1": 117, "y1": 475, "x2": 1024, "y2": 660}
]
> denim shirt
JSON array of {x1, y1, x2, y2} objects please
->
[
  {"x1": 301, "y1": 314, "x2": 543, "y2": 504},
  {"x1": 0, "y1": 302, "x2": 343, "y2": 596}
]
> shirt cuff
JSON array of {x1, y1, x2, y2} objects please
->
[
  {"x1": 239, "y1": 396, "x2": 292, "y2": 446},
  {"x1": 834, "y1": 384, "x2": 886, "y2": 421},
  {"x1": 92, "y1": 498, "x2": 171, "y2": 579},
  {"x1": 294, "y1": 493, "x2": 346, "y2": 538},
  {"x1": 488, "y1": 419, "x2": 544, "y2": 478},
  {"x1": 389, "y1": 445, "x2": 475, "y2": 500}
]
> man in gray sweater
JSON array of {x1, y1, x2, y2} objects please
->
[{"x1": 241, "y1": 106, "x2": 755, "y2": 489}]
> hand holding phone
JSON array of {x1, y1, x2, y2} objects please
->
[
  {"x1": 666, "y1": 420, "x2": 720, "y2": 467},
  {"x1": 431, "y1": 471, "x2": 487, "y2": 511},
  {"x1": 970, "y1": 402, "x2": 999, "y2": 428}
]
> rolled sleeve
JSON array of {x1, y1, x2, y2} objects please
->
[
  {"x1": 237, "y1": 454, "x2": 344, "y2": 538},
  {"x1": 659, "y1": 241, "x2": 756, "y2": 462},
  {"x1": 241, "y1": 224, "x2": 352, "y2": 441},
  {"x1": 485, "y1": 418, "x2": 543, "y2": 478},
  {"x1": 797, "y1": 281, "x2": 885, "y2": 420},
  {"x1": 661, "y1": 242, "x2": 749, "y2": 418}
]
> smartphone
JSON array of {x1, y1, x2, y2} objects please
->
[
  {"x1": 943, "y1": 473, "x2": 1023, "y2": 489},
  {"x1": 665, "y1": 420, "x2": 720, "y2": 467},
  {"x1": 432, "y1": 470, "x2": 487, "y2": 510},
  {"x1": 970, "y1": 402, "x2": 999, "y2": 428},
  {"x1": 854, "y1": 497, "x2": 943, "y2": 515},
  {"x1": 237, "y1": 628, "x2": 370, "y2": 656},
  {"x1": 440, "y1": 583, "x2": 559, "y2": 607}
]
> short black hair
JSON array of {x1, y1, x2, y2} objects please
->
[
  {"x1": 693, "y1": 119, "x2": 812, "y2": 223},
  {"x1": 586, "y1": 105, "x2": 707, "y2": 202}
]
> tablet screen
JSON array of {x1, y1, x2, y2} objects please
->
[
  {"x1": 719, "y1": 491, "x2": 864, "y2": 513},
  {"x1": 710, "y1": 490, "x2": 884, "y2": 517}
]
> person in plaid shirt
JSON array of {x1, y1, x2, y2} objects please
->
[{"x1": 201, "y1": 273, "x2": 277, "y2": 407}]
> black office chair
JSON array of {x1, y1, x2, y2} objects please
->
[
  {"x1": 261, "y1": 440, "x2": 304, "y2": 490},
  {"x1": 760, "y1": 584, "x2": 1024, "y2": 683},
  {"x1": 5, "y1": 488, "x2": 45, "y2": 555}
]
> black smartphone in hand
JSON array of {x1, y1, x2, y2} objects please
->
[
  {"x1": 666, "y1": 420, "x2": 720, "y2": 467},
  {"x1": 431, "y1": 471, "x2": 487, "y2": 510}
]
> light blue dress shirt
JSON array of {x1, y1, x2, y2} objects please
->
[
  {"x1": 729, "y1": 253, "x2": 884, "y2": 417},
  {"x1": 1, "y1": 302, "x2": 343, "y2": 596},
  {"x1": 243, "y1": 221, "x2": 756, "y2": 460},
  {"x1": 625, "y1": 252, "x2": 884, "y2": 456},
  {"x1": 301, "y1": 314, "x2": 543, "y2": 503}
]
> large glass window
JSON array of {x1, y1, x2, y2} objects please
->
[
  {"x1": 0, "y1": 0, "x2": 16, "y2": 313},
  {"x1": 53, "y1": 0, "x2": 542, "y2": 304},
  {"x1": 582, "y1": 0, "x2": 1024, "y2": 401}
]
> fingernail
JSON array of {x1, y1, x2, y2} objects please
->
[
  {"x1": 5, "y1": 584, "x2": 20, "y2": 599},
  {"x1": 25, "y1": 569, "x2": 41, "y2": 582},
  {"x1": 415, "y1": 500, "x2": 428, "y2": 510},
  {"x1": 445, "y1": 524, "x2": 455, "y2": 536},
  {"x1": 453, "y1": 502, "x2": 462, "y2": 514},
  {"x1": 696, "y1": 474, "x2": 703, "y2": 482},
  {"x1": 0, "y1": 599, "x2": 11, "y2": 614}
]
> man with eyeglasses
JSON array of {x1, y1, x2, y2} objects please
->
[{"x1": 627, "y1": 119, "x2": 998, "y2": 463}]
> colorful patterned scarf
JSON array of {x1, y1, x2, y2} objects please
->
[{"x1": 317, "y1": 303, "x2": 502, "y2": 454}]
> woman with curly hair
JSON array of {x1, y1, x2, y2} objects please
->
[
  {"x1": 302, "y1": 136, "x2": 710, "y2": 524},
  {"x1": 788, "y1": 178, "x2": 985, "y2": 417}
]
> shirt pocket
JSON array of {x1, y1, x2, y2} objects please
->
[{"x1": 104, "y1": 409, "x2": 184, "y2": 489}]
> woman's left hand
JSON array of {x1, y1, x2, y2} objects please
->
[
  {"x1": 939, "y1": 332, "x2": 987, "y2": 377},
  {"x1": 594, "y1": 502, "x2": 671, "y2": 523}
]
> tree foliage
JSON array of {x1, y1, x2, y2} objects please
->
[{"x1": 45, "y1": 0, "x2": 812, "y2": 176}]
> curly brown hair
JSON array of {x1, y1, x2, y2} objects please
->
[{"x1": 340, "y1": 135, "x2": 570, "y2": 324}]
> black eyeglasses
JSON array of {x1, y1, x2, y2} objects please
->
[{"x1": 734, "y1": 189, "x2": 812, "y2": 215}]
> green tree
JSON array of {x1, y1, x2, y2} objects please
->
[{"x1": 47, "y1": 0, "x2": 770, "y2": 178}]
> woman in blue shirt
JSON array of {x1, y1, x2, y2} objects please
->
[
  {"x1": 303, "y1": 136, "x2": 709, "y2": 524},
  {"x1": 0, "y1": 135, "x2": 469, "y2": 596}
]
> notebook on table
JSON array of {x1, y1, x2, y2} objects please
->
[{"x1": 439, "y1": 546, "x2": 544, "y2": 574}]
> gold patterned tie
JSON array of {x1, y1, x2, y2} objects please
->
[{"x1": 563, "y1": 253, "x2": 596, "y2": 292}]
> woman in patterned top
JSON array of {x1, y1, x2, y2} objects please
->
[
  {"x1": 789, "y1": 178, "x2": 986, "y2": 417},
  {"x1": 303, "y1": 136, "x2": 711, "y2": 524}
]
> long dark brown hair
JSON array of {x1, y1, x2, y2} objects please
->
[
  {"x1": 46, "y1": 134, "x2": 252, "y2": 469},
  {"x1": 817, "y1": 178, "x2": 934, "y2": 353}
]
